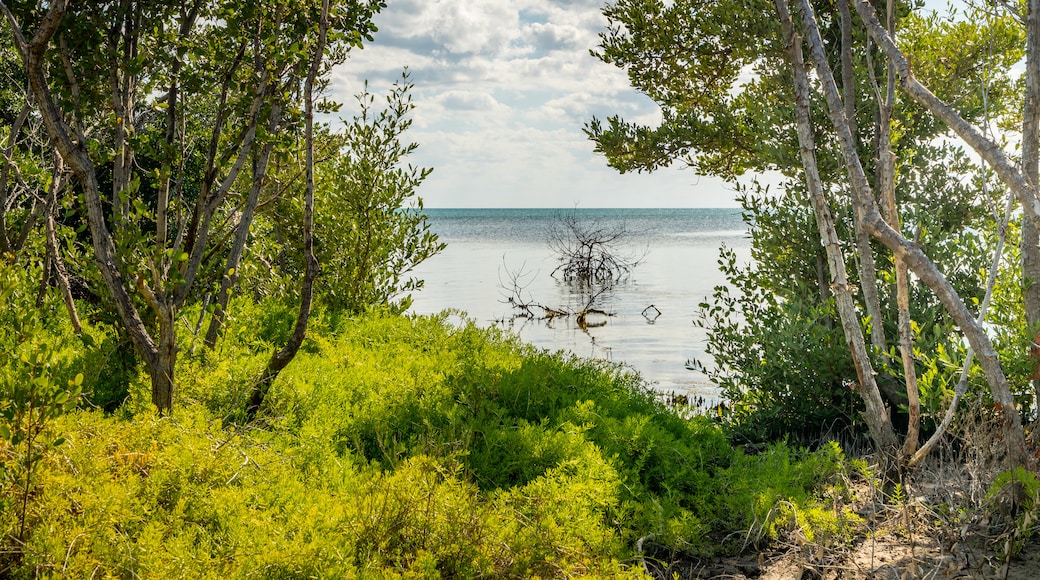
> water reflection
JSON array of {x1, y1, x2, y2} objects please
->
[{"x1": 409, "y1": 209, "x2": 752, "y2": 401}]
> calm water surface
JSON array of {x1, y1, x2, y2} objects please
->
[{"x1": 409, "y1": 208, "x2": 752, "y2": 400}]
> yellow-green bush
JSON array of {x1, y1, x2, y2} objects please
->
[{"x1": 2, "y1": 306, "x2": 858, "y2": 577}]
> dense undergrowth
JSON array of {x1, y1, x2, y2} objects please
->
[{"x1": 1, "y1": 297, "x2": 861, "y2": 578}]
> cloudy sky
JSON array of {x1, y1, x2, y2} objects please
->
[{"x1": 328, "y1": 0, "x2": 741, "y2": 208}]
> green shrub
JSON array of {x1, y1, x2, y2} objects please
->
[{"x1": 1, "y1": 310, "x2": 858, "y2": 577}]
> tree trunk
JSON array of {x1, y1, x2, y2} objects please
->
[
  {"x1": 0, "y1": 103, "x2": 31, "y2": 253},
  {"x1": 205, "y1": 104, "x2": 281, "y2": 349},
  {"x1": 13, "y1": 0, "x2": 160, "y2": 365},
  {"x1": 173, "y1": 78, "x2": 267, "y2": 307},
  {"x1": 775, "y1": 0, "x2": 900, "y2": 459},
  {"x1": 801, "y1": 0, "x2": 1029, "y2": 468},
  {"x1": 44, "y1": 171, "x2": 82, "y2": 335},
  {"x1": 1022, "y1": 0, "x2": 1040, "y2": 418},
  {"x1": 838, "y1": 0, "x2": 887, "y2": 356},
  {"x1": 154, "y1": 311, "x2": 177, "y2": 413},
  {"x1": 872, "y1": 0, "x2": 920, "y2": 459},
  {"x1": 11, "y1": 0, "x2": 175, "y2": 409},
  {"x1": 1024, "y1": 218, "x2": 1040, "y2": 414},
  {"x1": 910, "y1": 190, "x2": 1015, "y2": 467},
  {"x1": 246, "y1": 0, "x2": 327, "y2": 420}
]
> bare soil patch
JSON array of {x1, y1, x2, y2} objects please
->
[{"x1": 642, "y1": 448, "x2": 1040, "y2": 579}]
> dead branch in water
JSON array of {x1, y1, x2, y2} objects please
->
[
  {"x1": 548, "y1": 212, "x2": 645, "y2": 283},
  {"x1": 498, "y1": 260, "x2": 614, "y2": 330}
]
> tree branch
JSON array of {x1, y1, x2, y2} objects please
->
[{"x1": 853, "y1": 0, "x2": 1040, "y2": 228}]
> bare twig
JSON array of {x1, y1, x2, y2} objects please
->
[
  {"x1": 499, "y1": 259, "x2": 615, "y2": 331},
  {"x1": 547, "y1": 212, "x2": 645, "y2": 283}
]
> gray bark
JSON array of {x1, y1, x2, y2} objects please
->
[
  {"x1": 910, "y1": 190, "x2": 1015, "y2": 467},
  {"x1": 173, "y1": 69, "x2": 271, "y2": 308},
  {"x1": 872, "y1": 0, "x2": 920, "y2": 459},
  {"x1": 839, "y1": 0, "x2": 887, "y2": 355},
  {"x1": 5, "y1": 0, "x2": 165, "y2": 405},
  {"x1": 0, "y1": 103, "x2": 30, "y2": 253},
  {"x1": 204, "y1": 102, "x2": 282, "y2": 349},
  {"x1": 1023, "y1": 0, "x2": 1040, "y2": 416},
  {"x1": 44, "y1": 157, "x2": 81, "y2": 334},
  {"x1": 775, "y1": 0, "x2": 899, "y2": 457},
  {"x1": 804, "y1": 0, "x2": 1029, "y2": 467},
  {"x1": 3, "y1": 0, "x2": 272, "y2": 414},
  {"x1": 246, "y1": 0, "x2": 327, "y2": 420}
]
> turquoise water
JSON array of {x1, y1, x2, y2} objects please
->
[
  {"x1": 423, "y1": 208, "x2": 747, "y2": 245},
  {"x1": 410, "y1": 208, "x2": 752, "y2": 399}
]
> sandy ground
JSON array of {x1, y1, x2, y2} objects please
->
[
  {"x1": 642, "y1": 517, "x2": 1040, "y2": 579},
  {"x1": 639, "y1": 453, "x2": 1040, "y2": 579}
]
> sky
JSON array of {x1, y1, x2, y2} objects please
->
[{"x1": 328, "y1": 0, "x2": 743, "y2": 209}]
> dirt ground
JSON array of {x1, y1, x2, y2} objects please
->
[
  {"x1": 642, "y1": 504, "x2": 1040, "y2": 579},
  {"x1": 639, "y1": 449, "x2": 1040, "y2": 579}
]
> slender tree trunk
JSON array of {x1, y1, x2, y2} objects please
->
[
  {"x1": 871, "y1": 0, "x2": 920, "y2": 459},
  {"x1": 154, "y1": 312, "x2": 176, "y2": 412},
  {"x1": 800, "y1": 0, "x2": 1029, "y2": 468},
  {"x1": 50, "y1": 237, "x2": 84, "y2": 336},
  {"x1": 13, "y1": 1, "x2": 159, "y2": 355},
  {"x1": 44, "y1": 159, "x2": 82, "y2": 334},
  {"x1": 838, "y1": 0, "x2": 887, "y2": 355},
  {"x1": 838, "y1": 0, "x2": 857, "y2": 140},
  {"x1": 204, "y1": 127, "x2": 279, "y2": 349},
  {"x1": 246, "y1": 0, "x2": 327, "y2": 420},
  {"x1": 173, "y1": 77, "x2": 267, "y2": 306},
  {"x1": 110, "y1": 44, "x2": 127, "y2": 220},
  {"x1": 10, "y1": 194, "x2": 42, "y2": 255},
  {"x1": 884, "y1": 165, "x2": 919, "y2": 459},
  {"x1": 910, "y1": 190, "x2": 1015, "y2": 466},
  {"x1": 0, "y1": 103, "x2": 31, "y2": 253},
  {"x1": 1024, "y1": 218, "x2": 1040, "y2": 413},
  {"x1": 775, "y1": 0, "x2": 900, "y2": 459},
  {"x1": 108, "y1": 0, "x2": 139, "y2": 222},
  {"x1": 9, "y1": 0, "x2": 175, "y2": 410},
  {"x1": 1022, "y1": 0, "x2": 1040, "y2": 417}
]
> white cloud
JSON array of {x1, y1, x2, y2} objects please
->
[
  {"x1": 327, "y1": 0, "x2": 741, "y2": 208},
  {"x1": 428, "y1": 2, "x2": 520, "y2": 55},
  {"x1": 433, "y1": 90, "x2": 506, "y2": 112},
  {"x1": 523, "y1": 21, "x2": 584, "y2": 51}
]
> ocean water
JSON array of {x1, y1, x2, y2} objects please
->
[{"x1": 409, "y1": 208, "x2": 752, "y2": 399}]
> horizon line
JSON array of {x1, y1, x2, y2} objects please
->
[{"x1": 420, "y1": 206, "x2": 742, "y2": 210}]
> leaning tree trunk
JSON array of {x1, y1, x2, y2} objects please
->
[
  {"x1": 910, "y1": 189, "x2": 1015, "y2": 467},
  {"x1": 10, "y1": 0, "x2": 168, "y2": 410},
  {"x1": 44, "y1": 157, "x2": 82, "y2": 335},
  {"x1": 245, "y1": 0, "x2": 327, "y2": 420},
  {"x1": 872, "y1": 0, "x2": 920, "y2": 459},
  {"x1": 775, "y1": 0, "x2": 900, "y2": 460},
  {"x1": 205, "y1": 103, "x2": 282, "y2": 349},
  {"x1": 801, "y1": 0, "x2": 1029, "y2": 468},
  {"x1": 0, "y1": 103, "x2": 31, "y2": 253}
]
